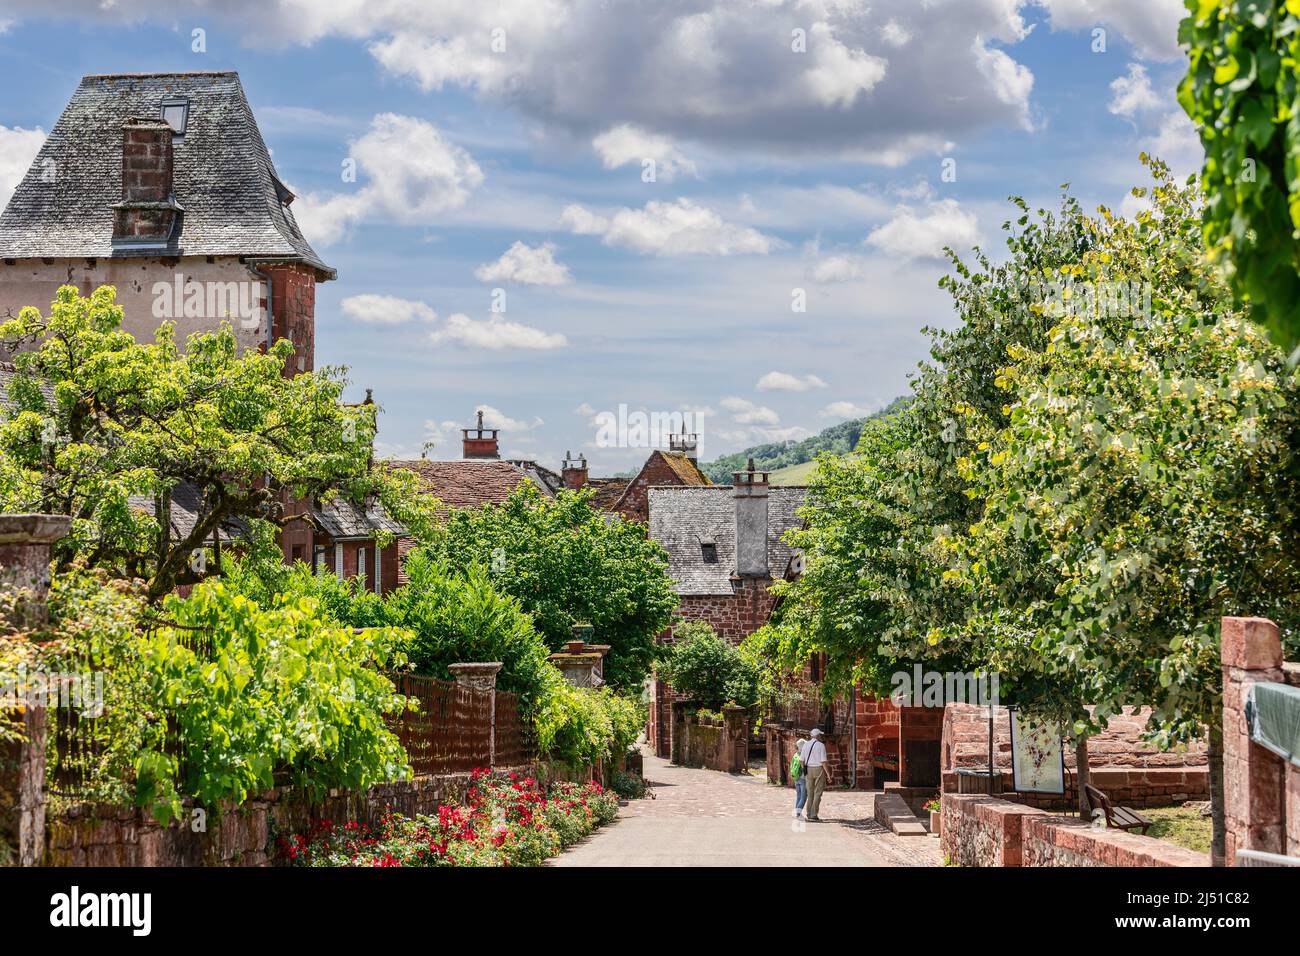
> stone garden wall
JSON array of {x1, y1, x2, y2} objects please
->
[
  {"x1": 941, "y1": 793, "x2": 1208, "y2": 867},
  {"x1": 45, "y1": 764, "x2": 535, "y2": 867}
]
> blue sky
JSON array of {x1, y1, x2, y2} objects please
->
[{"x1": 0, "y1": 0, "x2": 1198, "y2": 473}]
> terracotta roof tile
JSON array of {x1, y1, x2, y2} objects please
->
[{"x1": 387, "y1": 459, "x2": 547, "y2": 510}]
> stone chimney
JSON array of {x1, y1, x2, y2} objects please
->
[
  {"x1": 732, "y1": 457, "x2": 769, "y2": 578},
  {"x1": 111, "y1": 118, "x2": 181, "y2": 243},
  {"x1": 462, "y1": 409, "x2": 500, "y2": 459},
  {"x1": 562, "y1": 450, "x2": 589, "y2": 489},
  {"x1": 669, "y1": 433, "x2": 698, "y2": 461}
]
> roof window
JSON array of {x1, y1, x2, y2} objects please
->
[{"x1": 161, "y1": 98, "x2": 189, "y2": 136}]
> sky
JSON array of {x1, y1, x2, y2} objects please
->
[{"x1": 0, "y1": 0, "x2": 1201, "y2": 474}]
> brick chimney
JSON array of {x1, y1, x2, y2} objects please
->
[
  {"x1": 111, "y1": 118, "x2": 181, "y2": 243},
  {"x1": 669, "y1": 433, "x2": 698, "y2": 461},
  {"x1": 462, "y1": 410, "x2": 500, "y2": 459},
  {"x1": 562, "y1": 450, "x2": 588, "y2": 489},
  {"x1": 732, "y1": 457, "x2": 769, "y2": 578}
]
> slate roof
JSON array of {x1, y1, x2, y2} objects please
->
[
  {"x1": 314, "y1": 495, "x2": 406, "y2": 540},
  {"x1": 508, "y1": 459, "x2": 563, "y2": 495},
  {"x1": 387, "y1": 458, "x2": 551, "y2": 511},
  {"x1": 0, "y1": 72, "x2": 333, "y2": 277},
  {"x1": 126, "y1": 483, "x2": 245, "y2": 544},
  {"x1": 647, "y1": 485, "x2": 808, "y2": 596}
]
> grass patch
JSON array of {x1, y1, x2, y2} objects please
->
[{"x1": 1143, "y1": 805, "x2": 1211, "y2": 854}]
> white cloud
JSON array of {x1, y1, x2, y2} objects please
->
[
  {"x1": 756, "y1": 371, "x2": 827, "y2": 392},
  {"x1": 340, "y1": 293, "x2": 437, "y2": 325},
  {"x1": 13, "y1": 0, "x2": 1044, "y2": 162},
  {"x1": 1108, "y1": 63, "x2": 1161, "y2": 118},
  {"x1": 811, "y1": 255, "x2": 866, "y2": 283},
  {"x1": 1149, "y1": 109, "x2": 1203, "y2": 177},
  {"x1": 592, "y1": 124, "x2": 697, "y2": 181},
  {"x1": 561, "y1": 198, "x2": 778, "y2": 257},
  {"x1": 474, "y1": 241, "x2": 572, "y2": 285},
  {"x1": 820, "y1": 401, "x2": 874, "y2": 418},
  {"x1": 0, "y1": 125, "x2": 45, "y2": 211},
  {"x1": 865, "y1": 199, "x2": 981, "y2": 260},
  {"x1": 559, "y1": 204, "x2": 610, "y2": 235},
  {"x1": 720, "y1": 396, "x2": 780, "y2": 426},
  {"x1": 880, "y1": 19, "x2": 911, "y2": 48},
  {"x1": 802, "y1": 22, "x2": 889, "y2": 109},
  {"x1": 429, "y1": 313, "x2": 568, "y2": 350},
  {"x1": 478, "y1": 404, "x2": 544, "y2": 432},
  {"x1": 292, "y1": 113, "x2": 483, "y2": 246},
  {"x1": 1036, "y1": 0, "x2": 1186, "y2": 61},
  {"x1": 972, "y1": 38, "x2": 1035, "y2": 128}
]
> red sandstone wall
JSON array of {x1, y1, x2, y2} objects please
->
[
  {"x1": 264, "y1": 264, "x2": 316, "y2": 374},
  {"x1": 941, "y1": 793, "x2": 1208, "y2": 867}
]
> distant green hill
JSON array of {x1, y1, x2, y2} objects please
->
[
  {"x1": 700, "y1": 397, "x2": 908, "y2": 485},
  {"x1": 768, "y1": 460, "x2": 818, "y2": 485}
]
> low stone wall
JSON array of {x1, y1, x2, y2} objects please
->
[
  {"x1": 672, "y1": 704, "x2": 748, "y2": 773},
  {"x1": 941, "y1": 794, "x2": 1045, "y2": 866},
  {"x1": 1023, "y1": 814, "x2": 1207, "y2": 867},
  {"x1": 45, "y1": 765, "x2": 533, "y2": 867},
  {"x1": 941, "y1": 793, "x2": 1209, "y2": 867}
]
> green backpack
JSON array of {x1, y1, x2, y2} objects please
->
[{"x1": 789, "y1": 743, "x2": 804, "y2": 781}]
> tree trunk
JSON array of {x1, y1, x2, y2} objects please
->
[
  {"x1": 1208, "y1": 721, "x2": 1226, "y2": 867},
  {"x1": 1075, "y1": 736, "x2": 1091, "y2": 820}
]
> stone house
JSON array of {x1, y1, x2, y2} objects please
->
[
  {"x1": 0, "y1": 70, "x2": 344, "y2": 568},
  {"x1": 644, "y1": 461, "x2": 807, "y2": 759}
]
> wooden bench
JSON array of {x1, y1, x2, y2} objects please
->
[{"x1": 1084, "y1": 784, "x2": 1152, "y2": 835}]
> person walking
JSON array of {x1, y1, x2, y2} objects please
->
[
  {"x1": 790, "y1": 734, "x2": 808, "y2": 818},
  {"x1": 802, "y1": 728, "x2": 832, "y2": 821}
]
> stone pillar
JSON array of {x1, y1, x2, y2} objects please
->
[
  {"x1": 449, "y1": 662, "x2": 502, "y2": 769},
  {"x1": 0, "y1": 514, "x2": 69, "y2": 868},
  {"x1": 723, "y1": 705, "x2": 749, "y2": 773},
  {"x1": 1221, "y1": 616, "x2": 1286, "y2": 865},
  {"x1": 0, "y1": 514, "x2": 71, "y2": 631}
]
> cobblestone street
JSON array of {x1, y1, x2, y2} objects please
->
[{"x1": 551, "y1": 752, "x2": 943, "y2": 867}]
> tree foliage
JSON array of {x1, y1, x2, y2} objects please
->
[
  {"x1": 1179, "y1": 0, "x2": 1300, "y2": 350},
  {"x1": 422, "y1": 482, "x2": 678, "y2": 689},
  {"x1": 659, "y1": 620, "x2": 760, "y2": 710},
  {"x1": 0, "y1": 284, "x2": 434, "y2": 601}
]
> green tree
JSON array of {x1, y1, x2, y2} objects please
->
[
  {"x1": 659, "y1": 620, "x2": 760, "y2": 710},
  {"x1": 422, "y1": 482, "x2": 678, "y2": 689},
  {"x1": 0, "y1": 284, "x2": 433, "y2": 601},
  {"x1": 1179, "y1": 0, "x2": 1300, "y2": 351},
  {"x1": 763, "y1": 187, "x2": 1090, "y2": 706},
  {"x1": 948, "y1": 162, "x2": 1300, "y2": 861}
]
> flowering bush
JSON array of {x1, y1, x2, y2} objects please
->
[{"x1": 279, "y1": 769, "x2": 618, "y2": 867}]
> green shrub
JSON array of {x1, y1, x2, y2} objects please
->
[
  {"x1": 136, "y1": 581, "x2": 412, "y2": 821},
  {"x1": 535, "y1": 680, "x2": 644, "y2": 767},
  {"x1": 660, "y1": 620, "x2": 759, "y2": 710},
  {"x1": 609, "y1": 770, "x2": 647, "y2": 800}
]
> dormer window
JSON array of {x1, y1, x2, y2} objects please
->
[
  {"x1": 161, "y1": 98, "x2": 189, "y2": 136},
  {"x1": 699, "y1": 537, "x2": 718, "y2": 564}
]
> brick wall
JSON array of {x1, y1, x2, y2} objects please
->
[
  {"x1": 44, "y1": 765, "x2": 533, "y2": 867},
  {"x1": 614, "y1": 453, "x2": 694, "y2": 522},
  {"x1": 941, "y1": 793, "x2": 1208, "y2": 867}
]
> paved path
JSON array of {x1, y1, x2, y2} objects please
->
[{"x1": 551, "y1": 752, "x2": 942, "y2": 867}]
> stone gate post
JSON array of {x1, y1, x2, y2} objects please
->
[{"x1": 1221, "y1": 616, "x2": 1285, "y2": 865}]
